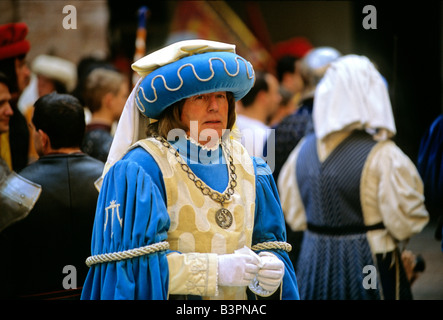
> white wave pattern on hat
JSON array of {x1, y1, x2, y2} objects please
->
[
  {"x1": 133, "y1": 44, "x2": 255, "y2": 119},
  {"x1": 135, "y1": 55, "x2": 253, "y2": 110},
  {"x1": 313, "y1": 54, "x2": 396, "y2": 141}
]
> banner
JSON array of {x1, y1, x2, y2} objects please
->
[{"x1": 169, "y1": 0, "x2": 272, "y2": 71}]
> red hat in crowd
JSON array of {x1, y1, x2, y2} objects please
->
[
  {"x1": 272, "y1": 36, "x2": 313, "y2": 61},
  {"x1": 0, "y1": 22, "x2": 31, "y2": 60}
]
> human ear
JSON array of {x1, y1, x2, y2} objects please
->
[
  {"x1": 37, "y1": 129, "x2": 50, "y2": 149},
  {"x1": 102, "y1": 92, "x2": 114, "y2": 110}
]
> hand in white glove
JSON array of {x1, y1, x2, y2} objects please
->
[
  {"x1": 218, "y1": 253, "x2": 260, "y2": 287},
  {"x1": 256, "y1": 251, "x2": 285, "y2": 293}
]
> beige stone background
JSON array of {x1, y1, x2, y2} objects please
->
[{"x1": 0, "y1": 0, "x2": 109, "y2": 65}]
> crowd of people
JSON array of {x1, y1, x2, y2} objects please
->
[
  {"x1": 0, "y1": 22, "x2": 126, "y2": 299},
  {"x1": 0, "y1": 21, "x2": 440, "y2": 301}
]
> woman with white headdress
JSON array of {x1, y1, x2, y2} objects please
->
[
  {"x1": 81, "y1": 39, "x2": 299, "y2": 300},
  {"x1": 278, "y1": 55, "x2": 429, "y2": 300}
]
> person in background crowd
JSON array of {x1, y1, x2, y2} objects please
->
[
  {"x1": 24, "y1": 54, "x2": 78, "y2": 163},
  {"x1": 31, "y1": 54, "x2": 77, "y2": 97},
  {"x1": 0, "y1": 93, "x2": 104, "y2": 299},
  {"x1": 72, "y1": 56, "x2": 117, "y2": 107},
  {"x1": 0, "y1": 72, "x2": 41, "y2": 235},
  {"x1": 236, "y1": 71, "x2": 281, "y2": 160},
  {"x1": 71, "y1": 56, "x2": 119, "y2": 125},
  {"x1": 268, "y1": 86, "x2": 297, "y2": 128},
  {"x1": 270, "y1": 47, "x2": 341, "y2": 269},
  {"x1": 272, "y1": 37, "x2": 313, "y2": 109},
  {"x1": 278, "y1": 55, "x2": 429, "y2": 299},
  {"x1": 81, "y1": 68, "x2": 128, "y2": 162},
  {"x1": 275, "y1": 55, "x2": 304, "y2": 105},
  {"x1": 0, "y1": 22, "x2": 31, "y2": 172},
  {"x1": 0, "y1": 72, "x2": 14, "y2": 169},
  {"x1": 417, "y1": 113, "x2": 443, "y2": 242},
  {"x1": 272, "y1": 46, "x2": 341, "y2": 182}
]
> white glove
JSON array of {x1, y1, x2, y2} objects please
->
[
  {"x1": 253, "y1": 251, "x2": 285, "y2": 294},
  {"x1": 218, "y1": 253, "x2": 260, "y2": 287}
]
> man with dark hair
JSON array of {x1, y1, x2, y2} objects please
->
[
  {"x1": 236, "y1": 71, "x2": 281, "y2": 159},
  {"x1": 0, "y1": 93, "x2": 104, "y2": 299},
  {"x1": 0, "y1": 22, "x2": 32, "y2": 171},
  {"x1": 0, "y1": 72, "x2": 13, "y2": 155},
  {"x1": 0, "y1": 71, "x2": 41, "y2": 234},
  {"x1": 275, "y1": 55, "x2": 304, "y2": 98},
  {"x1": 31, "y1": 93, "x2": 87, "y2": 150}
]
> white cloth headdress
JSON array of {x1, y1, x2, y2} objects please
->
[{"x1": 313, "y1": 54, "x2": 396, "y2": 141}]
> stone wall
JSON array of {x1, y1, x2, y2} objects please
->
[{"x1": 0, "y1": 0, "x2": 109, "y2": 65}]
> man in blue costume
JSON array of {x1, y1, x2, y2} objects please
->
[
  {"x1": 417, "y1": 114, "x2": 443, "y2": 246},
  {"x1": 81, "y1": 39, "x2": 300, "y2": 300}
]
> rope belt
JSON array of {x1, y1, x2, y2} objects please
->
[
  {"x1": 252, "y1": 241, "x2": 292, "y2": 253},
  {"x1": 85, "y1": 241, "x2": 170, "y2": 267},
  {"x1": 86, "y1": 240, "x2": 292, "y2": 267}
]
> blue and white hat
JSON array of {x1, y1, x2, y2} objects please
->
[
  {"x1": 132, "y1": 39, "x2": 255, "y2": 119},
  {"x1": 98, "y1": 39, "x2": 255, "y2": 186}
]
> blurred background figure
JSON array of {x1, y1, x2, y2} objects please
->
[
  {"x1": 24, "y1": 54, "x2": 77, "y2": 163},
  {"x1": 298, "y1": 46, "x2": 342, "y2": 106},
  {"x1": 0, "y1": 92, "x2": 104, "y2": 299},
  {"x1": 32, "y1": 54, "x2": 77, "y2": 97},
  {"x1": 236, "y1": 70, "x2": 281, "y2": 159},
  {"x1": 417, "y1": 114, "x2": 443, "y2": 242},
  {"x1": 270, "y1": 46, "x2": 341, "y2": 271},
  {"x1": 275, "y1": 55, "x2": 304, "y2": 108},
  {"x1": 273, "y1": 37, "x2": 313, "y2": 108},
  {"x1": 0, "y1": 71, "x2": 41, "y2": 234},
  {"x1": 272, "y1": 46, "x2": 341, "y2": 182},
  {"x1": 0, "y1": 72, "x2": 13, "y2": 169},
  {"x1": 278, "y1": 55, "x2": 429, "y2": 300},
  {"x1": 268, "y1": 86, "x2": 297, "y2": 128},
  {"x1": 0, "y1": 22, "x2": 31, "y2": 172},
  {"x1": 81, "y1": 68, "x2": 129, "y2": 162},
  {"x1": 72, "y1": 56, "x2": 117, "y2": 107},
  {"x1": 71, "y1": 56, "x2": 119, "y2": 125}
]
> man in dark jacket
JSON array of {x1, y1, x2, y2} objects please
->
[{"x1": 0, "y1": 93, "x2": 104, "y2": 299}]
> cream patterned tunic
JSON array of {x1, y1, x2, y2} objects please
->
[{"x1": 136, "y1": 136, "x2": 256, "y2": 299}]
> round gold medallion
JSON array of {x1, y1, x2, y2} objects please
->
[{"x1": 215, "y1": 208, "x2": 233, "y2": 229}]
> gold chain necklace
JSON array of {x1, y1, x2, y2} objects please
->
[{"x1": 154, "y1": 135, "x2": 237, "y2": 229}]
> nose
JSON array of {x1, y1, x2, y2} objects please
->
[
  {"x1": 207, "y1": 94, "x2": 219, "y2": 112},
  {"x1": 24, "y1": 64, "x2": 31, "y2": 76},
  {"x1": 4, "y1": 102, "x2": 13, "y2": 116},
  {"x1": 276, "y1": 92, "x2": 282, "y2": 105}
]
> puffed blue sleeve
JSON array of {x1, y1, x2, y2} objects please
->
[
  {"x1": 81, "y1": 158, "x2": 171, "y2": 300},
  {"x1": 251, "y1": 157, "x2": 300, "y2": 300}
]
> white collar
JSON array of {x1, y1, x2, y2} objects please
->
[{"x1": 185, "y1": 134, "x2": 221, "y2": 152}]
